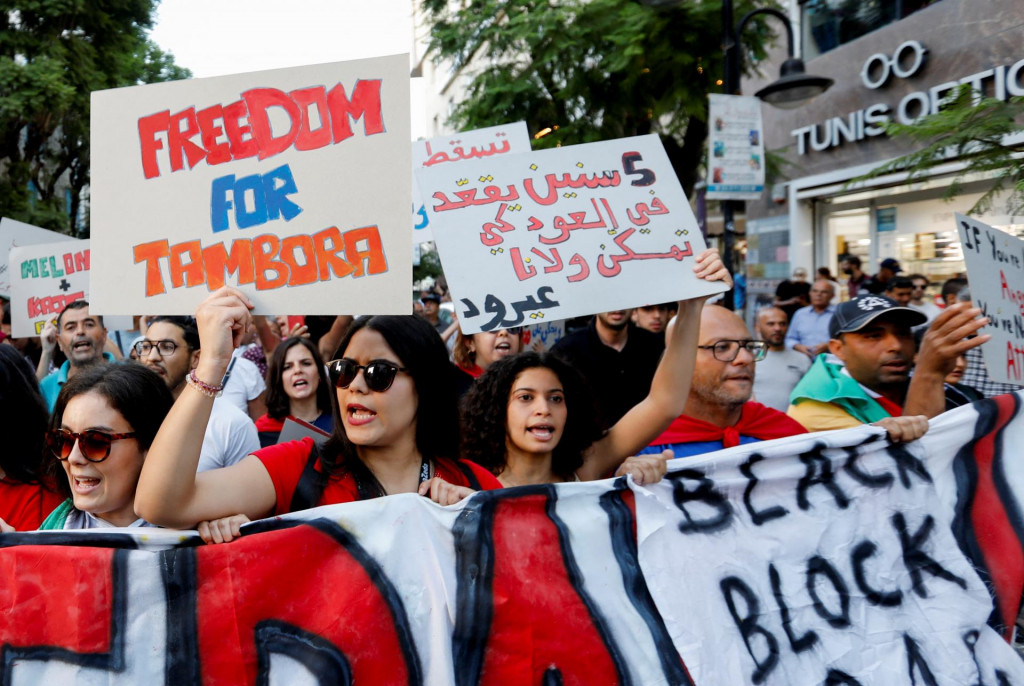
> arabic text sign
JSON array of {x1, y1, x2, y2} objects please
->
[
  {"x1": 706, "y1": 94, "x2": 766, "y2": 201},
  {"x1": 418, "y1": 134, "x2": 725, "y2": 335},
  {"x1": 956, "y1": 213, "x2": 1024, "y2": 385},
  {"x1": 412, "y1": 122, "x2": 531, "y2": 242},
  {"x1": 9, "y1": 239, "x2": 89, "y2": 337},
  {"x1": 90, "y1": 55, "x2": 411, "y2": 316},
  {"x1": 2, "y1": 396, "x2": 1024, "y2": 683},
  {"x1": 0, "y1": 218, "x2": 69, "y2": 298}
]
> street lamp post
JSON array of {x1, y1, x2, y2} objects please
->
[{"x1": 641, "y1": 0, "x2": 833, "y2": 310}]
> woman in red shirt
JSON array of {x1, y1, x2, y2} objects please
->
[
  {"x1": 254, "y1": 337, "x2": 334, "y2": 447},
  {"x1": 135, "y1": 288, "x2": 499, "y2": 541}
]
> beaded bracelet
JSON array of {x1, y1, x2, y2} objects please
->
[{"x1": 186, "y1": 369, "x2": 223, "y2": 398}]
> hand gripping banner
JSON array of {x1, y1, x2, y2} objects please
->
[{"x1": 3, "y1": 395, "x2": 1024, "y2": 685}]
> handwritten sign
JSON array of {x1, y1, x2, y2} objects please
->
[
  {"x1": 89, "y1": 55, "x2": 411, "y2": 316},
  {"x1": 417, "y1": 134, "x2": 725, "y2": 334},
  {"x1": 412, "y1": 122, "x2": 531, "y2": 242},
  {"x1": 0, "y1": 217, "x2": 69, "y2": 298},
  {"x1": 706, "y1": 94, "x2": 766, "y2": 201},
  {"x1": 956, "y1": 212, "x2": 1024, "y2": 385},
  {"x1": 2, "y1": 396, "x2": 1024, "y2": 684},
  {"x1": 523, "y1": 319, "x2": 565, "y2": 351},
  {"x1": 8, "y1": 239, "x2": 89, "y2": 337}
]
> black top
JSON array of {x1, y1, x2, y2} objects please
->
[
  {"x1": 551, "y1": 319, "x2": 664, "y2": 429},
  {"x1": 774, "y1": 280, "x2": 811, "y2": 321}
]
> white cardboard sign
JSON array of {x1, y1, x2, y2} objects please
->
[
  {"x1": 417, "y1": 134, "x2": 725, "y2": 334},
  {"x1": 8, "y1": 239, "x2": 89, "y2": 337},
  {"x1": 0, "y1": 218, "x2": 69, "y2": 298},
  {"x1": 90, "y1": 54, "x2": 411, "y2": 316},
  {"x1": 955, "y1": 212, "x2": 1024, "y2": 385},
  {"x1": 412, "y1": 122, "x2": 531, "y2": 243}
]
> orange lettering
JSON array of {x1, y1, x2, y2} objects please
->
[
  {"x1": 133, "y1": 240, "x2": 170, "y2": 296},
  {"x1": 313, "y1": 227, "x2": 354, "y2": 280},
  {"x1": 168, "y1": 240, "x2": 205, "y2": 289},
  {"x1": 344, "y1": 225, "x2": 387, "y2": 277},
  {"x1": 202, "y1": 241, "x2": 255, "y2": 290},
  {"x1": 281, "y1": 234, "x2": 318, "y2": 286},
  {"x1": 252, "y1": 235, "x2": 288, "y2": 290}
]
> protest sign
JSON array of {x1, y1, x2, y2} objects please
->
[
  {"x1": 90, "y1": 54, "x2": 411, "y2": 316},
  {"x1": 956, "y1": 213, "x2": 1024, "y2": 384},
  {"x1": 523, "y1": 319, "x2": 565, "y2": 351},
  {"x1": 706, "y1": 94, "x2": 766, "y2": 201},
  {"x1": 412, "y1": 121, "x2": 531, "y2": 243},
  {"x1": 417, "y1": 134, "x2": 725, "y2": 334},
  {"x1": 3, "y1": 395, "x2": 1024, "y2": 684},
  {"x1": 0, "y1": 217, "x2": 69, "y2": 298},
  {"x1": 8, "y1": 239, "x2": 89, "y2": 337}
]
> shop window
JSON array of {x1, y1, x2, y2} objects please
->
[{"x1": 802, "y1": 0, "x2": 944, "y2": 60}]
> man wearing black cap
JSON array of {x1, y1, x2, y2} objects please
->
[
  {"x1": 864, "y1": 258, "x2": 902, "y2": 295},
  {"x1": 787, "y1": 294, "x2": 988, "y2": 431}
]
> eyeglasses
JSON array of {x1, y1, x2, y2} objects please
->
[
  {"x1": 328, "y1": 359, "x2": 408, "y2": 392},
  {"x1": 697, "y1": 339, "x2": 768, "y2": 362},
  {"x1": 133, "y1": 339, "x2": 179, "y2": 357},
  {"x1": 46, "y1": 429, "x2": 137, "y2": 463}
]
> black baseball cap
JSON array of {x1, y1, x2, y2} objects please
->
[
  {"x1": 829, "y1": 294, "x2": 927, "y2": 338},
  {"x1": 880, "y1": 258, "x2": 902, "y2": 272}
]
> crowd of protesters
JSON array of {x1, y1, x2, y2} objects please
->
[{"x1": 0, "y1": 248, "x2": 1004, "y2": 543}]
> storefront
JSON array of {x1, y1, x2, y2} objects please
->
[{"x1": 746, "y1": 0, "x2": 1024, "y2": 304}]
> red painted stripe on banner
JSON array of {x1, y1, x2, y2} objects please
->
[
  {"x1": 0, "y1": 546, "x2": 114, "y2": 652},
  {"x1": 969, "y1": 394, "x2": 1024, "y2": 640}
]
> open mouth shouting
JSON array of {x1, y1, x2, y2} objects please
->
[
  {"x1": 346, "y1": 403, "x2": 377, "y2": 426},
  {"x1": 526, "y1": 423, "x2": 556, "y2": 442}
]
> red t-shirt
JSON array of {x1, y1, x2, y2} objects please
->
[
  {"x1": 256, "y1": 437, "x2": 501, "y2": 516},
  {"x1": 0, "y1": 479, "x2": 65, "y2": 531}
]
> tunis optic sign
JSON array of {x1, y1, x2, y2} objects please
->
[{"x1": 791, "y1": 39, "x2": 1024, "y2": 155}]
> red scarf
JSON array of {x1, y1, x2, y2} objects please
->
[
  {"x1": 653, "y1": 402, "x2": 807, "y2": 449},
  {"x1": 458, "y1": 363, "x2": 485, "y2": 379}
]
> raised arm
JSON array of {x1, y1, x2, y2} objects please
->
[
  {"x1": 904, "y1": 302, "x2": 988, "y2": 419},
  {"x1": 134, "y1": 288, "x2": 277, "y2": 528},
  {"x1": 578, "y1": 250, "x2": 731, "y2": 480}
]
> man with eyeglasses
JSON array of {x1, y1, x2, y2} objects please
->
[
  {"x1": 137, "y1": 316, "x2": 260, "y2": 472},
  {"x1": 788, "y1": 294, "x2": 988, "y2": 432},
  {"x1": 640, "y1": 306, "x2": 807, "y2": 459},
  {"x1": 38, "y1": 300, "x2": 115, "y2": 411}
]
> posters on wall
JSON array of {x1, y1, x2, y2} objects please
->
[
  {"x1": 89, "y1": 54, "x2": 412, "y2": 316},
  {"x1": 706, "y1": 94, "x2": 766, "y2": 201},
  {"x1": 417, "y1": 134, "x2": 725, "y2": 335}
]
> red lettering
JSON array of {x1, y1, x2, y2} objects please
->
[
  {"x1": 63, "y1": 252, "x2": 75, "y2": 275},
  {"x1": 167, "y1": 107, "x2": 206, "y2": 172},
  {"x1": 1000, "y1": 270, "x2": 1024, "y2": 316},
  {"x1": 138, "y1": 110, "x2": 170, "y2": 179},
  {"x1": 1008, "y1": 341, "x2": 1024, "y2": 381},
  {"x1": 243, "y1": 88, "x2": 301, "y2": 161},
  {"x1": 196, "y1": 104, "x2": 232, "y2": 165},
  {"x1": 327, "y1": 79, "x2": 384, "y2": 143},
  {"x1": 290, "y1": 86, "x2": 333, "y2": 151},
  {"x1": 134, "y1": 240, "x2": 170, "y2": 296},
  {"x1": 27, "y1": 291, "x2": 86, "y2": 318},
  {"x1": 222, "y1": 99, "x2": 259, "y2": 160},
  {"x1": 343, "y1": 225, "x2": 387, "y2": 277},
  {"x1": 76, "y1": 250, "x2": 89, "y2": 272}
]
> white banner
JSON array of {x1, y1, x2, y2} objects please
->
[
  {"x1": 706, "y1": 94, "x2": 766, "y2": 201},
  {"x1": 417, "y1": 134, "x2": 726, "y2": 334},
  {"x1": 3, "y1": 394, "x2": 1024, "y2": 684},
  {"x1": 957, "y1": 212, "x2": 1024, "y2": 385},
  {"x1": 90, "y1": 54, "x2": 411, "y2": 316},
  {"x1": 0, "y1": 217, "x2": 69, "y2": 298}
]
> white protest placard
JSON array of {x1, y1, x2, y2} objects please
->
[
  {"x1": 523, "y1": 319, "x2": 565, "y2": 351},
  {"x1": 412, "y1": 122, "x2": 531, "y2": 243},
  {"x1": 706, "y1": 94, "x2": 765, "y2": 201},
  {"x1": 90, "y1": 54, "x2": 411, "y2": 316},
  {"x1": 955, "y1": 213, "x2": 1024, "y2": 385},
  {"x1": 0, "y1": 218, "x2": 69, "y2": 298},
  {"x1": 8, "y1": 239, "x2": 89, "y2": 337},
  {"x1": 417, "y1": 134, "x2": 725, "y2": 334}
]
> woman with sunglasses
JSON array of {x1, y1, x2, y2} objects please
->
[
  {"x1": 0, "y1": 346, "x2": 63, "y2": 530},
  {"x1": 254, "y1": 337, "x2": 334, "y2": 447},
  {"x1": 135, "y1": 288, "x2": 500, "y2": 541},
  {"x1": 39, "y1": 363, "x2": 174, "y2": 529},
  {"x1": 460, "y1": 249, "x2": 731, "y2": 487}
]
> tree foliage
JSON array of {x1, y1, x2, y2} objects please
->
[
  {"x1": 855, "y1": 85, "x2": 1024, "y2": 216},
  {"x1": 0, "y1": 1, "x2": 191, "y2": 235},
  {"x1": 420, "y1": 0, "x2": 774, "y2": 196}
]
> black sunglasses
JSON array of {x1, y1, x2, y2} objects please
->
[
  {"x1": 46, "y1": 429, "x2": 137, "y2": 463},
  {"x1": 328, "y1": 359, "x2": 407, "y2": 392}
]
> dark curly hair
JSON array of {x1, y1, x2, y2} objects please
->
[
  {"x1": 460, "y1": 352, "x2": 603, "y2": 481},
  {"x1": 47, "y1": 362, "x2": 174, "y2": 500},
  {"x1": 264, "y1": 337, "x2": 332, "y2": 421},
  {"x1": 307, "y1": 315, "x2": 459, "y2": 499}
]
